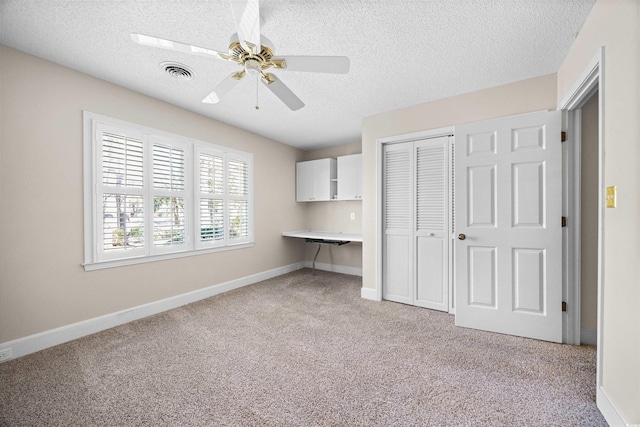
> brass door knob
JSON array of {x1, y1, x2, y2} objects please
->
[{"x1": 458, "y1": 234, "x2": 466, "y2": 240}]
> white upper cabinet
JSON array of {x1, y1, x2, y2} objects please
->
[
  {"x1": 337, "y1": 154, "x2": 362, "y2": 200},
  {"x1": 296, "y1": 158, "x2": 336, "y2": 202}
]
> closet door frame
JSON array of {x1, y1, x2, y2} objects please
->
[{"x1": 377, "y1": 126, "x2": 455, "y2": 312}]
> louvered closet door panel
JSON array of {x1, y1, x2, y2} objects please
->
[
  {"x1": 415, "y1": 137, "x2": 449, "y2": 311},
  {"x1": 383, "y1": 143, "x2": 413, "y2": 304},
  {"x1": 416, "y1": 142, "x2": 446, "y2": 231}
]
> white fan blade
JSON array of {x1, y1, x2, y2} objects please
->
[
  {"x1": 230, "y1": 0, "x2": 261, "y2": 54},
  {"x1": 131, "y1": 33, "x2": 231, "y2": 61},
  {"x1": 202, "y1": 71, "x2": 245, "y2": 104},
  {"x1": 274, "y1": 56, "x2": 350, "y2": 74},
  {"x1": 261, "y1": 75, "x2": 304, "y2": 111}
]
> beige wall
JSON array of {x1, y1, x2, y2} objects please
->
[
  {"x1": 0, "y1": 45, "x2": 307, "y2": 343},
  {"x1": 557, "y1": 0, "x2": 640, "y2": 422},
  {"x1": 301, "y1": 141, "x2": 362, "y2": 270},
  {"x1": 361, "y1": 73, "x2": 557, "y2": 297},
  {"x1": 580, "y1": 91, "x2": 599, "y2": 333}
]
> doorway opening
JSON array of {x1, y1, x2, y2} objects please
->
[
  {"x1": 560, "y1": 46, "x2": 604, "y2": 412},
  {"x1": 561, "y1": 48, "x2": 604, "y2": 351},
  {"x1": 578, "y1": 90, "x2": 599, "y2": 346}
]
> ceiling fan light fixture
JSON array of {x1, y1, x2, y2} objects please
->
[{"x1": 244, "y1": 58, "x2": 262, "y2": 76}]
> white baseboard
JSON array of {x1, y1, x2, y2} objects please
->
[
  {"x1": 360, "y1": 286, "x2": 380, "y2": 301},
  {"x1": 304, "y1": 261, "x2": 362, "y2": 277},
  {"x1": 580, "y1": 328, "x2": 597, "y2": 346},
  {"x1": 597, "y1": 386, "x2": 628, "y2": 426},
  {"x1": 0, "y1": 262, "x2": 304, "y2": 362}
]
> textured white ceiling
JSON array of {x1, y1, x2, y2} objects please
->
[{"x1": 0, "y1": 0, "x2": 594, "y2": 150}]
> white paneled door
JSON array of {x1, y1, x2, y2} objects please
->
[
  {"x1": 455, "y1": 111, "x2": 563, "y2": 342},
  {"x1": 383, "y1": 136, "x2": 451, "y2": 311}
]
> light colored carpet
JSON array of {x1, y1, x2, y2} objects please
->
[{"x1": 0, "y1": 269, "x2": 607, "y2": 426}]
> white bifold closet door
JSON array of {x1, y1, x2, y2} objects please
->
[{"x1": 383, "y1": 136, "x2": 451, "y2": 311}]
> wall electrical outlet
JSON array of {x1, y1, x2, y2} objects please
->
[
  {"x1": 0, "y1": 348, "x2": 13, "y2": 362},
  {"x1": 350, "y1": 212, "x2": 356, "y2": 220}
]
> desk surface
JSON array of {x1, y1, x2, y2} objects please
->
[{"x1": 282, "y1": 230, "x2": 363, "y2": 243}]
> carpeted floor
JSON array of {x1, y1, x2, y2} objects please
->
[{"x1": 0, "y1": 269, "x2": 607, "y2": 426}]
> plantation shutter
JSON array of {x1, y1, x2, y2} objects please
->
[
  {"x1": 98, "y1": 127, "x2": 146, "y2": 259},
  {"x1": 198, "y1": 151, "x2": 225, "y2": 246},
  {"x1": 227, "y1": 157, "x2": 250, "y2": 242},
  {"x1": 151, "y1": 137, "x2": 187, "y2": 251},
  {"x1": 102, "y1": 133, "x2": 144, "y2": 188},
  {"x1": 153, "y1": 144, "x2": 185, "y2": 191}
]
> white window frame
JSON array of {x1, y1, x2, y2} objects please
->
[{"x1": 83, "y1": 111, "x2": 254, "y2": 271}]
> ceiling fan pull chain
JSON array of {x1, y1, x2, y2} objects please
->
[{"x1": 255, "y1": 77, "x2": 260, "y2": 110}]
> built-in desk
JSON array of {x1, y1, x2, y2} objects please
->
[{"x1": 282, "y1": 230, "x2": 363, "y2": 275}]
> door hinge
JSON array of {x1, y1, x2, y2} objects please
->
[
  {"x1": 562, "y1": 216, "x2": 568, "y2": 227},
  {"x1": 561, "y1": 131, "x2": 567, "y2": 142},
  {"x1": 562, "y1": 301, "x2": 567, "y2": 312}
]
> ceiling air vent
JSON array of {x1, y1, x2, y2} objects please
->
[{"x1": 159, "y1": 62, "x2": 195, "y2": 81}]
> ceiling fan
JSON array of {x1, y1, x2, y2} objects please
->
[{"x1": 131, "y1": 0, "x2": 350, "y2": 111}]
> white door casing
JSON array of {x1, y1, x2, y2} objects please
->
[{"x1": 455, "y1": 111, "x2": 563, "y2": 342}]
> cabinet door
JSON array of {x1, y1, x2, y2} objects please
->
[
  {"x1": 296, "y1": 158, "x2": 336, "y2": 202},
  {"x1": 337, "y1": 154, "x2": 362, "y2": 200},
  {"x1": 313, "y1": 158, "x2": 335, "y2": 201},
  {"x1": 296, "y1": 161, "x2": 314, "y2": 201}
]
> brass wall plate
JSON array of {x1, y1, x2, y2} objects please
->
[{"x1": 606, "y1": 186, "x2": 617, "y2": 208}]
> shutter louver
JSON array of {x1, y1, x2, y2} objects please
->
[
  {"x1": 229, "y1": 200, "x2": 249, "y2": 239},
  {"x1": 153, "y1": 144, "x2": 185, "y2": 190},
  {"x1": 416, "y1": 145, "x2": 446, "y2": 231},
  {"x1": 228, "y1": 160, "x2": 249, "y2": 196},
  {"x1": 152, "y1": 143, "x2": 186, "y2": 247},
  {"x1": 153, "y1": 197, "x2": 185, "y2": 246},
  {"x1": 102, "y1": 194, "x2": 145, "y2": 251},
  {"x1": 199, "y1": 153, "x2": 225, "y2": 243},
  {"x1": 102, "y1": 133, "x2": 144, "y2": 188},
  {"x1": 199, "y1": 199, "x2": 224, "y2": 241},
  {"x1": 228, "y1": 159, "x2": 249, "y2": 240},
  {"x1": 384, "y1": 149, "x2": 411, "y2": 229},
  {"x1": 199, "y1": 154, "x2": 223, "y2": 194}
]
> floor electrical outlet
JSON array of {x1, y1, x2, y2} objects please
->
[{"x1": 0, "y1": 348, "x2": 12, "y2": 362}]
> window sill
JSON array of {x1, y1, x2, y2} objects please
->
[{"x1": 83, "y1": 242, "x2": 254, "y2": 271}]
